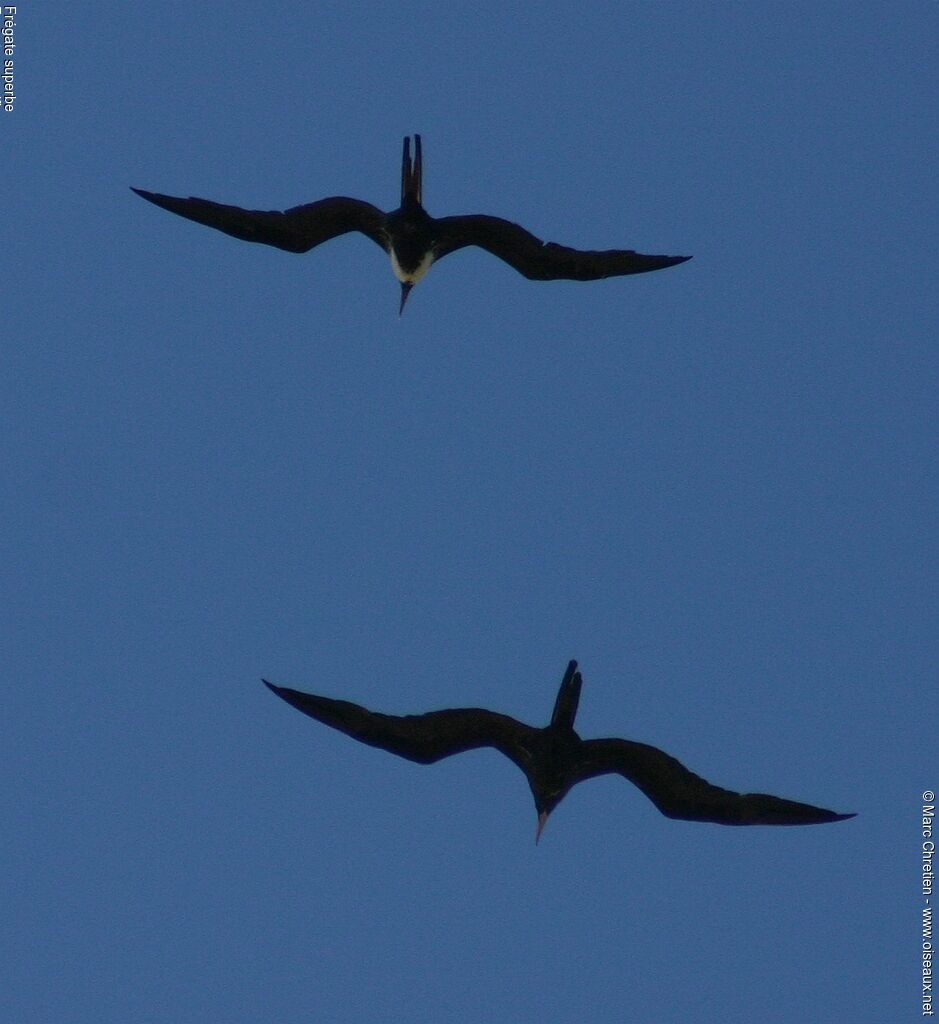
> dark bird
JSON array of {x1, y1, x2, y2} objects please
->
[
  {"x1": 263, "y1": 660, "x2": 854, "y2": 841},
  {"x1": 132, "y1": 135, "x2": 691, "y2": 314}
]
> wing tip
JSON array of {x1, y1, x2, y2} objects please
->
[
  {"x1": 770, "y1": 806, "x2": 857, "y2": 825},
  {"x1": 131, "y1": 186, "x2": 166, "y2": 207}
]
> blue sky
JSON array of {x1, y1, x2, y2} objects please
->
[{"x1": 5, "y1": 4, "x2": 936, "y2": 1022}]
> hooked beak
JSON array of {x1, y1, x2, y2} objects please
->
[
  {"x1": 535, "y1": 810, "x2": 550, "y2": 844},
  {"x1": 398, "y1": 282, "x2": 413, "y2": 316}
]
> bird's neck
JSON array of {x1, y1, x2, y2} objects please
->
[{"x1": 390, "y1": 247, "x2": 435, "y2": 284}]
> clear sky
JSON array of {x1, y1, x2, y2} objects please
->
[{"x1": 5, "y1": 4, "x2": 936, "y2": 1022}]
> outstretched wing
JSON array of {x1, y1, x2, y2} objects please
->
[
  {"x1": 131, "y1": 189, "x2": 388, "y2": 254},
  {"x1": 264, "y1": 681, "x2": 536, "y2": 772},
  {"x1": 432, "y1": 214, "x2": 691, "y2": 281},
  {"x1": 574, "y1": 738, "x2": 854, "y2": 825}
]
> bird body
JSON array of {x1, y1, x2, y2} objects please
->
[
  {"x1": 263, "y1": 660, "x2": 854, "y2": 841},
  {"x1": 132, "y1": 135, "x2": 691, "y2": 313}
]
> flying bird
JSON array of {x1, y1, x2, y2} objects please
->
[
  {"x1": 132, "y1": 135, "x2": 691, "y2": 313},
  {"x1": 263, "y1": 660, "x2": 854, "y2": 841}
]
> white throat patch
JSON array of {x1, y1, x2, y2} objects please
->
[{"x1": 390, "y1": 249, "x2": 435, "y2": 285}]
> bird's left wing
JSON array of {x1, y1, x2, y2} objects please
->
[
  {"x1": 132, "y1": 189, "x2": 388, "y2": 254},
  {"x1": 432, "y1": 214, "x2": 690, "y2": 280},
  {"x1": 263, "y1": 682, "x2": 536, "y2": 772},
  {"x1": 573, "y1": 738, "x2": 855, "y2": 825}
]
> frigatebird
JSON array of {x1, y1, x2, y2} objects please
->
[
  {"x1": 132, "y1": 135, "x2": 691, "y2": 313},
  {"x1": 263, "y1": 660, "x2": 854, "y2": 841}
]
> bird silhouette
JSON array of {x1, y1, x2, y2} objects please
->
[
  {"x1": 132, "y1": 135, "x2": 691, "y2": 313},
  {"x1": 263, "y1": 660, "x2": 854, "y2": 841}
]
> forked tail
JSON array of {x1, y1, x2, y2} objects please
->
[
  {"x1": 400, "y1": 134, "x2": 423, "y2": 205},
  {"x1": 550, "y1": 660, "x2": 582, "y2": 731}
]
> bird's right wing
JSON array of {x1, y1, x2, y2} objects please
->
[
  {"x1": 574, "y1": 738, "x2": 855, "y2": 826},
  {"x1": 131, "y1": 190, "x2": 388, "y2": 254},
  {"x1": 432, "y1": 214, "x2": 691, "y2": 281},
  {"x1": 263, "y1": 682, "x2": 537, "y2": 772}
]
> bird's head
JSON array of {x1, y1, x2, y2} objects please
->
[
  {"x1": 389, "y1": 236, "x2": 435, "y2": 316},
  {"x1": 533, "y1": 785, "x2": 571, "y2": 844}
]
